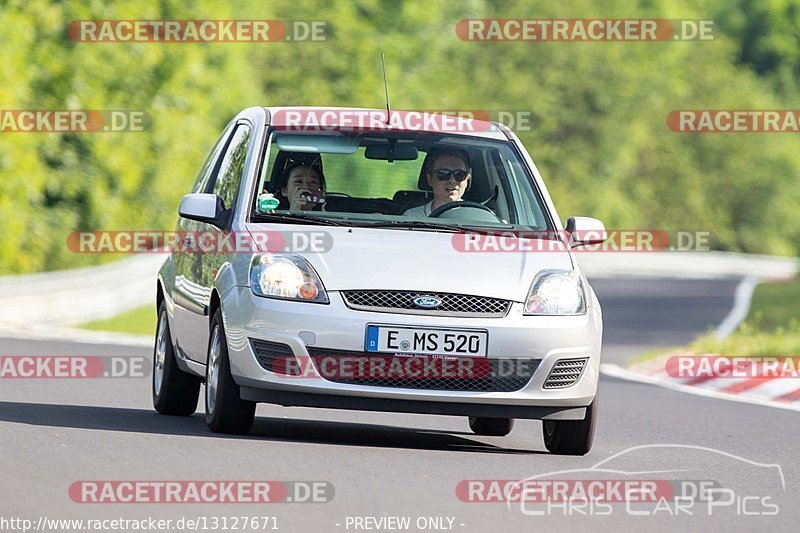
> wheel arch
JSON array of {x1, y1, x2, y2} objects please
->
[
  {"x1": 156, "y1": 278, "x2": 165, "y2": 310},
  {"x1": 208, "y1": 289, "x2": 222, "y2": 329}
]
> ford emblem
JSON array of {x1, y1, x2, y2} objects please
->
[{"x1": 413, "y1": 296, "x2": 441, "y2": 309}]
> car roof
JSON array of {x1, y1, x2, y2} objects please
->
[{"x1": 263, "y1": 106, "x2": 510, "y2": 140}]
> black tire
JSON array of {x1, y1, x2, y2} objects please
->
[
  {"x1": 205, "y1": 309, "x2": 256, "y2": 434},
  {"x1": 542, "y1": 392, "x2": 598, "y2": 456},
  {"x1": 468, "y1": 416, "x2": 515, "y2": 436},
  {"x1": 152, "y1": 302, "x2": 200, "y2": 416}
]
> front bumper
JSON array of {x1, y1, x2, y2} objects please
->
[{"x1": 222, "y1": 287, "x2": 602, "y2": 418}]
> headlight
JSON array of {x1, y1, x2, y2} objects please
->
[
  {"x1": 523, "y1": 270, "x2": 585, "y2": 315},
  {"x1": 250, "y1": 254, "x2": 329, "y2": 303}
]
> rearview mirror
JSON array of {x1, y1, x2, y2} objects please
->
[
  {"x1": 179, "y1": 193, "x2": 225, "y2": 227},
  {"x1": 565, "y1": 216, "x2": 606, "y2": 247},
  {"x1": 365, "y1": 143, "x2": 419, "y2": 162}
]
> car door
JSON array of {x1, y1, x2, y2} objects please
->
[
  {"x1": 179, "y1": 120, "x2": 253, "y2": 362},
  {"x1": 171, "y1": 121, "x2": 235, "y2": 361}
]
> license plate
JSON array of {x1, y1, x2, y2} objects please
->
[{"x1": 365, "y1": 325, "x2": 488, "y2": 357}]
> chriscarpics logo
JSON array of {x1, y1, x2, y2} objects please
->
[{"x1": 457, "y1": 445, "x2": 785, "y2": 517}]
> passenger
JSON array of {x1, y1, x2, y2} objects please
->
[
  {"x1": 404, "y1": 147, "x2": 470, "y2": 217},
  {"x1": 273, "y1": 156, "x2": 326, "y2": 211}
]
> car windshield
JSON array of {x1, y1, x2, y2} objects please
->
[{"x1": 251, "y1": 130, "x2": 552, "y2": 231}]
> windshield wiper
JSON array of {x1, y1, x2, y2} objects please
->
[
  {"x1": 250, "y1": 213, "x2": 346, "y2": 226},
  {"x1": 361, "y1": 220, "x2": 504, "y2": 234},
  {"x1": 361, "y1": 220, "x2": 540, "y2": 238},
  {"x1": 360, "y1": 220, "x2": 461, "y2": 232}
]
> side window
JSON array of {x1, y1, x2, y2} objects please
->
[
  {"x1": 208, "y1": 123, "x2": 252, "y2": 209},
  {"x1": 191, "y1": 123, "x2": 235, "y2": 194}
]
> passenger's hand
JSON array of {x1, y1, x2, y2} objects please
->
[{"x1": 301, "y1": 188, "x2": 326, "y2": 206}]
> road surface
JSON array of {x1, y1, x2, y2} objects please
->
[{"x1": 1, "y1": 277, "x2": 796, "y2": 532}]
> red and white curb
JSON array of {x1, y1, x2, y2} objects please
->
[{"x1": 601, "y1": 358, "x2": 800, "y2": 412}]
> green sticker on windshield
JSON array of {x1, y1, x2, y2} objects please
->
[{"x1": 257, "y1": 193, "x2": 279, "y2": 213}]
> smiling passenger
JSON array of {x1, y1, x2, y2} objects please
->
[{"x1": 275, "y1": 158, "x2": 327, "y2": 211}]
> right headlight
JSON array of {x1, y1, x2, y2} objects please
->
[
  {"x1": 523, "y1": 270, "x2": 586, "y2": 315},
  {"x1": 249, "y1": 253, "x2": 329, "y2": 303}
]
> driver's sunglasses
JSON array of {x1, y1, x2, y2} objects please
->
[{"x1": 432, "y1": 168, "x2": 470, "y2": 182}]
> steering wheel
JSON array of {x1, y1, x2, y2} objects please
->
[{"x1": 429, "y1": 200, "x2": 500, "y2": 220}]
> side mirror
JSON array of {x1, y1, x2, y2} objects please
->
[
  {"x1": 565, "y1": 216, "x2": 606, "y2": 247},
  {"x1": 178, "y1": 193, "x2": 225, "y2": 227}
]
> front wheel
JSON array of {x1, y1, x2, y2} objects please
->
[
  {"x1": 542, "y1": 393, "x2": 598, "y2": 456},
  {"x1": 205, "y1": 309, "x2": 256, "y2": 434},
  {"x1": 152, "y1": 302, "x2": 200, "y2": 416}
]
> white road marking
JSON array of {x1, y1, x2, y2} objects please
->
[{"x1": 714, "y1": 275, "x2": 759, "y2": 339}]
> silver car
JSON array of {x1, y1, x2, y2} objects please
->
[{"x1": 152, "y1": 106, "x2": 605, "y2": 455}]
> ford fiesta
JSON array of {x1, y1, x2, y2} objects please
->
[{"x1": 152, "y1": 106, "x2": 606, "y2": 455}]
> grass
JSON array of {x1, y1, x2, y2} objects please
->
[
  {"x1": 746, "y1": 277, "x2": 800, "y2": 330},
  {"x1": 80, "y1": 305, "x2": 156, "y2": 336},
  {"x1": 688, "y1": 321, "x2": 800, "y2": 358},
  {"x1": 630, "y1": 276, "x2": 800, "y2": 366}
]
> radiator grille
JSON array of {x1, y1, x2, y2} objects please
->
[{"x1": 341, "y1": 290, "x2": 511, "y2": 318}]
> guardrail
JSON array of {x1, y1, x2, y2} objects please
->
[
  {"x1": 0, "y1": 251, "x2": 795, "y2": 334},
  {"x1": 0, "y1": 255, "x2": 164, "y2": 328}
]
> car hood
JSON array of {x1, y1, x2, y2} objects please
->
[{"x1": 245, "y1": 224, "x2": 574, "y2": 302}]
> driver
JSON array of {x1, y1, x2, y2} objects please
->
[{"x1": 404, "y1": 147, "x2": 470, "y2": 217}]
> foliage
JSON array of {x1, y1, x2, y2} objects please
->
[{"x1": 1, "y1": 0, "x2": 799, "y2": 273}]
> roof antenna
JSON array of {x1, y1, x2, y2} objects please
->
[{"x1": 381, "y1": 52, "x2": 392, "y2": 125}]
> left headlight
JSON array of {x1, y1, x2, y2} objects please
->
[
  {"x1": 250, "y1": 253, "x2": 329, "y2": 304},
  {"x1": 523, "y1": 270, "x2": 586, "y2": 315}
]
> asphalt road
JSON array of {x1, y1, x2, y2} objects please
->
[{"x1": 1, "y1": 277, "x2": 797, "y2": 532}]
